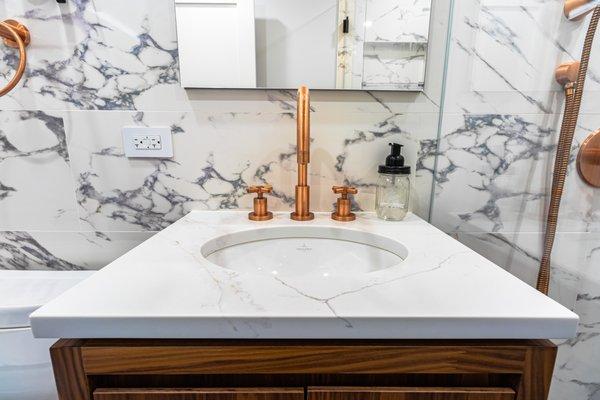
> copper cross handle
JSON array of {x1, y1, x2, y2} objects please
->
[
  {"x1": 331, "y1": 186, "x2": 358, "y2": 222},
  {"x1": 332, "y1": 186, "x2": 358, "y2": 197},
  {"x1": 247, "y1": 184, "x2": 273, "y2": 197},
  {"x1": 247, "y1": 185, "x2": 273, "y2": 221}
]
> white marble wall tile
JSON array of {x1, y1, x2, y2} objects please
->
[
  {"x1": 443, "y1": 0, "x2": 600, "y2": 115},
  {"x1": 66, "y1": 110, "x2": 437, "y2": 231},
  {"x1": 550, "y1": 233, "x2": 600, "y2": 400},
  {"x1": 0, "y1": 231, "x2": 155, "y2": 270},
  {"x1": 430, "y1": 113, "x2": 595, "y2": 235},
  {"x1": 0, "y1": 110, "x2": 79, "y2": 231}
]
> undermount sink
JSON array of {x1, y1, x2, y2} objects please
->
[{"x1": 201, "y1": 226, "x2": 408, "y2": 278}]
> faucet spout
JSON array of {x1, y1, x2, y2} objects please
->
[{"x1": 291, "y1": 86, "x2": 314, "y2": 221}]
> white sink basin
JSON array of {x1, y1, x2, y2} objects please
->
[{"x1": 201, "y1": 226, "x2": 408, "y2": 278}]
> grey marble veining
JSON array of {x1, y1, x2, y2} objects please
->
[
  {"x1": 431, "y1": 114, "x2": 569, "y2": 233},
  {"x1": 0, "y1": 230, "x2": 156, "y2": 271},
  {"x1": 0, "y1": 231, "x2": 82, "y2": 271}
]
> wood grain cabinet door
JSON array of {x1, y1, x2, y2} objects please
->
[
  {"x1": 307, "y1": 387, "x2": 516, "y2": 400},
  {"x1": 93, "y1": 388, "x2": 305, "y2": 400}
]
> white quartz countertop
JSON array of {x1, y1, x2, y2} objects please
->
[{"x1": 30, "y1": 211, "x2": 578, "y2": 339}]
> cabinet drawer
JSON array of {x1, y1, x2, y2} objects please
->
[
  {"x1": 307, "y1": 387, "x2": 515, "y2": 400},
  {"x1": 93, "y1": 388, "x2": 305, "y2": 400}
]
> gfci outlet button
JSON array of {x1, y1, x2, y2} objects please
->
[{"x1": 122, "y1": 126, "x2": 173, "y2": 158}]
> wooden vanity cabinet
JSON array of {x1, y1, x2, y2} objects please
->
[{"x1": 50, "y1": 339, "x2": 555, "y2": 400}]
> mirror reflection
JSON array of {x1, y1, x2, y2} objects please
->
[{"x1": 175, "y1": 0, "x2": 432, "y2": 91}]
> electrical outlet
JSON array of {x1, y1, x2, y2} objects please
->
[
  {"x1": 133, "y1": 135, "x2": 162, "y2": 150},
  {"x1": 122, "y1": 126, "x2": 173, "y2": 158}
]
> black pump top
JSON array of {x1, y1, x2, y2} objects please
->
[{"x1": 378, "y1": 143, "x2": 411, "y2": 174}]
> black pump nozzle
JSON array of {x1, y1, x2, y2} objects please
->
[
  {"x1": 386, "y1": 143, "x2": 403, "y2": 166},
  {"x1": 379, "y1": 142, "x2": 410, "y2": 175}
]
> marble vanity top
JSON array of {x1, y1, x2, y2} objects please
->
[{"x1": 30, "y1": 211, "x2": 578, "y2": 339}]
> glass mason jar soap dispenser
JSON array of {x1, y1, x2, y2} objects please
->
[{"x1": 376, "y1": 143, "x2": 410, "y2": 221}]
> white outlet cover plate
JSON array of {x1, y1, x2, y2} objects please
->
[{"x1": 122, "y1": 126, "x2": 173, "y2": 158}]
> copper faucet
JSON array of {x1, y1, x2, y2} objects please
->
[{"x1": 291, "y1": 86, "x2": 315, "y2": 221}]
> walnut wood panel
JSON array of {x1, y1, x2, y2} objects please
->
[
  {"x1": 93, "y1": 388, "x2": 304, "y2": 400},
  {"x1": 515, "y1": 346, "x2": 556, "y2": 400},
  {"x1": 307, "y1": 387, "x2": 515, "y2": 400},
  {"x1": 81, "y1": 341, "x2": 541, "y2": 375},
  {"x1": 51, "y1": 339, "x2": 92, "y2": 400}
]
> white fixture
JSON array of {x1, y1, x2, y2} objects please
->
[
  {"x1": 202, "y1": 226, "x2": 407, "y2": 278},
  {"x1": 175, "y1": 0, "x2": 257, "y2": 88},
  {"x1": 122, "y1": 126, "x2": 173, "y2": 158},
  {"x1": 0, "y1": 270, "x2": 94, "y2": 400}
]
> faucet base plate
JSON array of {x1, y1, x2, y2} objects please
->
[
  {"x1": 249, "y1": 211, "x2": 273, "y2": 222},
  {"x1": 331, "y1": 212, "x2": 356, "y2": 222},
  {"x1": 290, "y1": 212, "x2": 315, "y2": 221}
]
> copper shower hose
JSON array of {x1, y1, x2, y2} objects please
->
[
  {"x1": 536, "y1": 7, "x2": 600, "y2": 294},
  {"x1": 0, "y1": 19, "x2": 30, "y2": 97}
]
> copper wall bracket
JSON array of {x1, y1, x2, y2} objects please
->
[
  {"x1": 564, "y1": 0, "x2": 599, "y2": 20},
  {"x1": 577, "y1": 129, "x2": 600, "y2": 187},
  {"x1": 555, "y1": 61, "x2": 580, "y2": 90},
  {"x1": 0, "y1": 19, "x2": 30, "y2": 97},
  {"x1": 0, "y1": 19, "x2": 30, "y2": 48}
]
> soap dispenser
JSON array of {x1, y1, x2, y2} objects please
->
[{"x1": 376, "y1": 143, "x2": 411, "y2": 221}]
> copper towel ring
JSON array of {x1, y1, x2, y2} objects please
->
[{"x1": 0, "y1": 19, "x2": 30, "y2": 97}]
